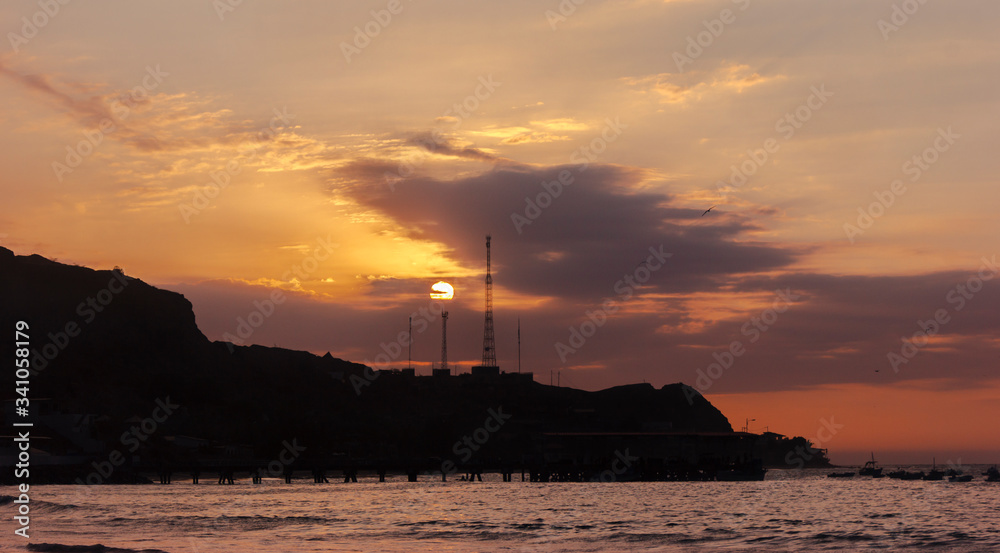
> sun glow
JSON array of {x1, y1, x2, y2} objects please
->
[{"x1": 430, "y1": 281, "x2": 454, "y2": 300}]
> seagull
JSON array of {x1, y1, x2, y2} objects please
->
[{"x1": 701, "y1": 205, "x2": 717, "y2": 217}]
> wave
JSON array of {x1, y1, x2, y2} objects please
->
[
  {"x1": 27, "y1": 544, "x2": 171, "y2": 553},
  {"x1": 103, "y1": 513, "x2": 348, "y2": 532},
  {"x1": 0, "y1": 494, "x2": 80, "y2": 512}
]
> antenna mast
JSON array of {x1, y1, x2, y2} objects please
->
[
  {"x1": 481, "y1": 235, "x2": 497, "y2": 367},
  {"x1": 441, "y1": 311, "x2": 449, "y2": 373}
]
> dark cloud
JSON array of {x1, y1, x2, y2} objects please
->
[
  {"x1": 406, "y1": 131, "x2": 500, "y2": 162},
  {"x1": 337, "y1": 161, "x2": 799, "y2": 301},
  {"x1": 0, "y1": 62, "x2": 117, "y2": 127}
]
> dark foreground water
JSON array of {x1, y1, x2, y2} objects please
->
[{"x1": 3, "y1": 468, "x2": 999, "y2": 552}]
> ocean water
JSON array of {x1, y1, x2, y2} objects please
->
[{"x1": 4, "y1": 468, "x2": 999, "y2": 552}]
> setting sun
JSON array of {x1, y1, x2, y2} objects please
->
[{"x1": 430, "y1": 281, "x2": 455, "y2": 300}]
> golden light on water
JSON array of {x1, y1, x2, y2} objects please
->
[{"x1": 430, "y1": 281, "x2": 454, "y2": 300}]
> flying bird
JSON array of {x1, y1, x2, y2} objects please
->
[{"x1": 701, "y1": 205, "x2": 717, "y2": 217}]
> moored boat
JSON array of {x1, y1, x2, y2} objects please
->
[
  {"x1": 859, "y1": 452, "x2": 883, "y2": 477},
  {"x1": 923, "y1": 459, "x2": 944, "y2": 481}
]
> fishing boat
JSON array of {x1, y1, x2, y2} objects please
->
[
  {"x1": 984, "y1": 466, "x2": 1000, "y2": 482},
  {"x1": 858, "y1": 452, "x2": 883, "y2": 477},
  {"x1": 948, "y1": 474, "x2": 973, "y2": 482},
  {"x1": 923, "y1": 458, "x2": 944, "y2": 481},
  {"x1": 827, "y1": 471, "x2": 855, "y2": 478}
]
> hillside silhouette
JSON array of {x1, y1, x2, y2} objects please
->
[{"x1": 0, "y1": 247, "x2": 828, "y2": 477}]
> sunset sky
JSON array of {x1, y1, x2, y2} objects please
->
[{"x1": 2, "y1": 0, "x2": 998, "y2": 464}]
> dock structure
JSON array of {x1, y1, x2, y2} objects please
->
[
  {"x1": 124, "y1": 462, "x2": 742, "y2": 484},
  {"x1": 7, "y1": 425, "x2": 812, "y2": 485},
  {"x1": 43, "y1": 446, "x2": 771, "y2": 485}
]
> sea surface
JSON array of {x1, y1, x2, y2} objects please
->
[{"x1": 3, "y1": 467, "x2": 999, "y2": 552}]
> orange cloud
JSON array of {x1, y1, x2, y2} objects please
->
[{"x1": 625, "y1": 63, "x2": 781, "y2": 104}]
